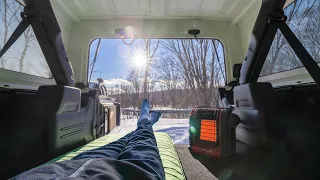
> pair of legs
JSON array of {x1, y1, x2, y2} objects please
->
[{"x1": 72, "y1": 100, "x2": 165, "y2": 179}]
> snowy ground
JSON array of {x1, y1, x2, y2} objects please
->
[{"x1": 110, "y1": 117, "x2": 190, "y2": 144}]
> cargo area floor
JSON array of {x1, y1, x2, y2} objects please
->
[{"x1": 174, "y1": 141, "x2": 294, "y2": 180}]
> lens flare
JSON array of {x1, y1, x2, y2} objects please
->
[
  {"x1": 130, "y1": 52, "x2": 147, "y2": 69},
  {"x1": 190, "y1": 126, "x2": 196, "y2": 134}
]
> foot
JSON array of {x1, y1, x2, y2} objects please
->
[
  {"x1": 138, "y1": 99, "x2": 161, "y2": 126},
  {"x1": 139, "y1": 99, "x2": 150, "y2": 121},
  {"x1": 149, "y1": 111, "x2": 161, "y2": 126}
]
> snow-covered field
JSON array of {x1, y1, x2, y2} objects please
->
[
  {"x1": 123, "y1": 107, "x2": 192, "y2": 111},
  {"x1": 110, "y1": 118, "x2": 189, "y2": 144}
]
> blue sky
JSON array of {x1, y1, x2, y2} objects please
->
[
  {"x1": 89, "y1": 39, "x2": 145, "y2": 81},
  {"x1": 90, "y1": 39, "x2": 129, "y2": 80}
]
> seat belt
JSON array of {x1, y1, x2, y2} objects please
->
[
  {"x1": 278, "y1": 22, "x2": 320, "y2": 87},
  {"x1": 0, "y1": 13, "x2": 37, "y2": 58},
  {"x1": 248, "y1": 21, "x2": 280, "y2": 83}
]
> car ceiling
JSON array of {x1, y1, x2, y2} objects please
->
[{"x1": 54, "y1": 0, "x2": 256, "y2": 22}]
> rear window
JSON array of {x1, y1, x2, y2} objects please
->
[
  {"x1": 260, "y1": 0, "x2": 320, "y2": 77},
  {"x1": 88, "y1": 38, "x2": 226, "y2": 108},
  {"x1": 0, "y1": 1, "x2": 52, "y2": 78}
]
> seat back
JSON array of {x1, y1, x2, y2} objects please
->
[
  {"x1": 0, "y1": 89, "x2": 46, "y2": 178},
  {"x1": 233, "y1": 82, "x2": 277, "y2": 146}
]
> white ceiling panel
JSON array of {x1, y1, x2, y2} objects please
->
[
  {"x1": 99, "y1": 1, "x2": 117, "y2": 13},
  {"x1": 150, "y1": 0, "x2": 166, "y2": 16},
  {"x1": 56, "y1": 0, "x2": 256, "y2": 21},
  {"x1": 200, "y1": 0, "x2": 223, "y2": 15},
  {"x1": 176, "y1": 0, "x2": 202, "y2": 14},
  {"x1": 220, "y1": 0, "x2": 241, "y2": 14}
]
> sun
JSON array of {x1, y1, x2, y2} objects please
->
[{"x1": 131, "y1": 52, "x2": 147, "y2": 69}]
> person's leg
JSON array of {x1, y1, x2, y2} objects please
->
[
  {"x1": 72, "y1": 99, "x2": 159, "y2": 160},
  {"x1": 117, "y1": 101, "x2": 165, "y2": 180},
  {"x1": 72, "y1": 132, "x2": 133, "y2": 160},
  {"x1": 73, "y1": 99, "x2": 165, "y2": 179}
]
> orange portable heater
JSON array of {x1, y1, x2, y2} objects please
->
[{"x1": 189, "y1": 107, "x2": 239, "y2": 158}]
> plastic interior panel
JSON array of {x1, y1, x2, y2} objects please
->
[{"x1": 34, "y1": 86, "x2": 97, "y2": 158}]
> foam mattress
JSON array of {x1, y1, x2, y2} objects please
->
[{"x1": 49, "y1": 132, "x2": 186, "y2": 180}]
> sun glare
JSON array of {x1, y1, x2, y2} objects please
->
[{"x1": 131, "y1": 52, "x2": 147, "y2": 69}]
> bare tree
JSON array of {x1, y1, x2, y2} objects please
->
[
  {"x1": 154, "y1": 54, "x2": 182, "y2": 108},
  {"x1": 118, "y1": 83, "x2": 133, "y2": 108},
  {"x1": 127, "y1": 69, "x2": 142, "y2": 110},
  {"x1": 1, "y1": 0, "x2": 11, "y2": 68},
  {"x1": 19, "y1": 27, "x2": 34, "y2": 72},
  {"x1": 161, "y1": 39, "x2": 225, "y2": 106},
  {"x1": 304, "y1": 3, "x2": 320, "y2": 62},
  {"x1": 143, "y1": 39, "x2": 159, "y2": 99}
]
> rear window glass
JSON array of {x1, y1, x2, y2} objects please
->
[
  {"x1": 88, "y1": 38, "x2": 226, "y2": 108},
  {"x1": 0, "y1": 1, "x2": 52, "y2": 78},
  {"x1": 260, "y1": 0, "x2": 320, "y2": 77}
]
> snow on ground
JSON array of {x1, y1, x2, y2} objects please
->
[
  {"x1": 110, "y1": 118, "x2": 190, "y2": 144},
  {"x1": 123, "y1": 107, "x2": 192, "y2": 111}
]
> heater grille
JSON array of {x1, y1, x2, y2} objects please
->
[{"x1": 200, "y1": 120, "x2": 217, "y2": 142}]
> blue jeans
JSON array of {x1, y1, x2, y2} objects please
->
[{"x1": 72, "y1": 118, "x2": 165, "y2": 179}]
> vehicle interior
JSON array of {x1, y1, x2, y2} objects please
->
[{"x1": 1, "y1": 0, "x2": 320, "y2": 179}]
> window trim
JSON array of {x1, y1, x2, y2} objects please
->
[
  {"x1": 0, "y1": 68, "x2": 56, "y2": 90},
  {"x1": 258, "y1": 63, "x2": 320, "y2": 87}
]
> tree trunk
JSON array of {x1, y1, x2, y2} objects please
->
[
  {"x1": 143, "y1": 39, "x2": 149, "y2": 99},
  {"x1": 1, "y1": 0, "x2": 8, "y2": 68}
]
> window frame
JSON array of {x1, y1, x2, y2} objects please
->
[
  {"x1": 0, "y1": 1, "x2": 56, "y2": 89},
  {"x1": 240, "y1": 0, "x2": 320, "y2": 87},
  {"x1": 257, "y1": 0, "x2": 320, "y2": 87},
  {"x1": 86, "y1": 38, "x2": 227, "y2": 86},
  {"x1": 0, "y1": 0, "x2": 75, "y2": 88}
]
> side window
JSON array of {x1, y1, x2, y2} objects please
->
[
  {"x1": 260, "y1": 0, "x2": 320, "y2": 77},
  {"x1": 0, "y1": 1, "x2": 52, "y2": 78}
]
